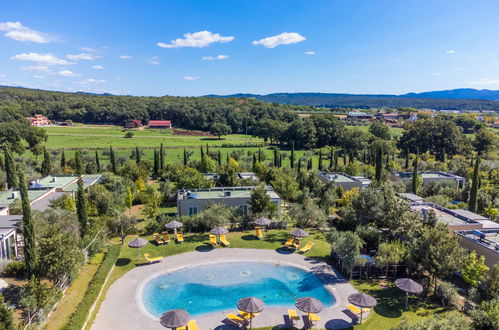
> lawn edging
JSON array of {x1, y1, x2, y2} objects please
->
[{"x1": 61, "y1": 245, "x2": 121, "y2": 330}]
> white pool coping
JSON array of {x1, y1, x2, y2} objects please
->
[{"x1": 91, "y1": 248, "x2": 361, "y2": 329}]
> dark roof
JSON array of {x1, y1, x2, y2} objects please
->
[
  {"x1": 130, "y1": 120, "x2": 141, "y2": 125},
  {"x1": 148, "y1": 120, "x2": 171, "y2": 126}
]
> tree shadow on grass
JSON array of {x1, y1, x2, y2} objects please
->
[
  {"x1": 195, "y1": 244, "x2": 214, "y2": 252},
  {"x1": 116, "y1": 258, "x2": 131, "y2": 267},
  {"x1": 275, "y1": 247, "x2": 294, "y2": 255},
  {"x1": 261, "y1": 232, "x2": 288, "y2": 243},
  {"x1": 241, "y1": 234, "x2": 259, "y2": 241},
  {"x1": 325, "y1": 318, "x2": 354, "y2": 329},
  {"x1": 185, "y1": 234, "x2": 209, "y2": 243}
]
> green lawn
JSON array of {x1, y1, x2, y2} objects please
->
[
  {"x1": 83, "y1": 230, "x2": 443, "y2": 330},
  {"x1": 346, "y1": 125, "x2": 404, "y2": 138}
]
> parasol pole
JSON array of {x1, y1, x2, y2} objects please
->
[{"x1": 405, "y1": 291, "x2": 408, "y2": 309}]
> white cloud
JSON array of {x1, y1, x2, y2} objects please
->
[
  {"x1": 0, "y1": 74, "x2": 6, "y2": 78},
  {"x1": 446, "y1": 50, "x2": 456, "y2": 54},
  {"x1": 119, "y1": 55, "x2": 132, "y2": 59},
  {"x1": 12, "y1": 52, "x2": 73, "y2": 66},
  {"x1": 33, "y1": 75, "x2": 44, "y2": 79},
  {"x1": 252, "y1": 32, "x2": 306, "y2": 48},
  {"x1": 158, "y1": 31, "x2": 234, "y2": 48},
  {"x1": 148, "y1": 56, "x2": 160, "y2": 64},
  {"x1": 57, "y1": 70, "x2": 81, "y2": 77},
  {"x1": 0, "y1": 21, "x2": 53, "y2": 43},
  {"x1": 202, "y1": 54, "x2": 229, "y2": 61},
  {"x1": 67, "y1": 53, "x2": 102, "y2": 60},
  {"x1": 22, "y1": 65, "x2": 51, "y2": 72},
  {"x1": 468, "y1": 78, "x2": 499, "y2": 86},
  {"x1": 183, "y1": 76, "x2": 200, "y2": 81},
  {"x1": 86, "y1": 78, "x2": 106, "y2": 84},
  {"x1": 92, "y1": 65, "x2": 104, "y2": 69},
  {"x1": 304, "y1": 51, "x2": 315, "y2": 55}
]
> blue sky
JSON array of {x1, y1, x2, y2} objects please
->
[{"x1": 1, "y1": 0, "x2": 499, "y2": 96}]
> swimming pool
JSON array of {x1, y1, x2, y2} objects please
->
[{"x1": 141, "y1": 262, "x2": 335, "y2": 317}]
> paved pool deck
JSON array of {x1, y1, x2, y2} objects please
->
[{"x1": 91, "y1": 248, "x2": 362, "y2": 330}]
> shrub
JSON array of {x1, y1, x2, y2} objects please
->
[
  {"x1": 62, "y1": 245, "x2": 121, "y2": 330},
  {"x1": 436, "y1": 281, "x2": 459, "y2": 307},
  {"x1": 2, "y1": 260, "x2": 25, "y2": 278},
  {"x1": 124, "y1": 131, "x2": 134, "y2": 138}
]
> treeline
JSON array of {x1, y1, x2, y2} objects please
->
[{"x1": 0, "y1": 86, "x2": 304, "y2": 132}]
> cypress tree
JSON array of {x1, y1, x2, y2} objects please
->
[
  {"x1": 468, "y1": 153, "x2": 480, "y2": 213},
  {"x1": 41, "y1": 147, "x2": 51, "y2": 176},
  {"x1": 279, "y1": 153, "x2": 283, "y2": 168},
  {"x1": 61, "y1": 150, "x2": 66, "y2": 168},
  {"x1": 258, "y1": 148, "x2": 262, "y2": 162},
  {"x1": 297, "y1": 158, "x2": 302, "y2": 172},
  {"x1": 200, "y1": 145, "x2": 204, "y2": 159},
  {"x1": 329, "y1": 147, "x2": 334, "y2": 169},
  {"x1": 226, "y1": 152, "x2": 229, "y2": 164},
  {"x1": 4, "y1": 144, "x2": 18, "y2": 188},
  {"x1": 110, "y1": 146, "x2": 117, "y2": 174},
  {"x1": 290, "y1": 141, "x2": 295, "y2": 169},
  {"x1": 375, "y1": 146, "x2": 383, "y2": 182},
  {"x1": 153, "y1": 149, "x2": 159, "y2": 178},
  {"x1": 76, "y1": 177, "x2": 89, "y2": 237},
  {"x1": 159, "y1": 143, "x2": 165, "y2": 170},
  {"x1": 252, "y1": 153, "x2": 257, "y2": 166},
  {"x1": 183, "y1": 148, "x2": 188, "y2": 165},
  {"x1": 0, "y1": 154, "x2": 3, "y2": 172},
  {"x1": 412, "y1": 148, "x2": 419, "y2": 194},
  {"x1": 318, "y1": 149, "x2": 323, "y2": 170},
  {"x1": 19, "y1": 170, "x2": 37, "y2": 277},
  {"x1": 217, "y1": 150, "x2": 222, "y2": 166},
  {"x1": 95, "y1": 150, "x2": 100, "y2": 172},
  {"x1": 75, "y1": 150, "x2": 84, "y2": 175},
  {"x1": 405, "y1": 149, "x2": 409, "y2": 169},
  {"x1": 307, "y1": 158, "x2": 313, "y2": 170},
  {"x1": 273, "y1": 148, "x2": 278, "y2": 167},
  {"x1": 334, "y1": 149, "x2": 338, "y2": 170},
  {"x1": 135, "y1": 146, "x2": 141, "y2": 163},
  {"x1": 362, "y1": 150, "x2": 366, "y2": 164},
  {"x1": 206, "y1": 143, "x2": 209, "y2": 155}
]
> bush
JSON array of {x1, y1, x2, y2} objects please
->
[
  {"x1": 436, "y1": 281, "x2": 459, "y2": 307},
  {"x1": 124, "y1": 131, "x2": 134, "y2": 138},
  {"x1": 2, "y1": 260, "x2": 25, "y2": 278},
  {"x1": 62, "y1": 245, "x2": 121, "y2": 330}
]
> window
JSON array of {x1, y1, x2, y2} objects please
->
[
  {"x1": 240, "y1": 205, "x2": 248, "y2": 216},
  {"x1": 188, "y1": 207, "x2": 198, "y2": 216}
]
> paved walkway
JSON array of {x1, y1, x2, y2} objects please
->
[{"x1": 91, "y1": 249, "x2": 360, "y2": 330}]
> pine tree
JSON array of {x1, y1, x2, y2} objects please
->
[
  {"x1": 60, "y1": 150, "x2": 66, "y2": 168},
  {"x1": 159, "y1": 143, "x2": 165, "y2": 170},
  {"x1": 412, "y1": 148, "x2": 420, "y2": 194},
  {"x1": 290, "y1": 141, "x2": 295, "y2": 169},
  {"x1": 40, "y1": 147, "x2": 51, "y2": 176},
  {"x1": 76, "y1": 177, "x2": 89, "y2": 237},
  {"x1": 153, "y1": 149, "x2": 159, "y2": 178},
  {"x1": 109, "y1": 146, "x2": 117, "y2": 174},
  {"x1": 75, "y1": 150, "x2": 83, "y2": 175},
  {"x1": 135, "y1": 146, "x2": 141, "y2": 163},
  {"x1": 375, "y1": 146, "x2": 383, "y2": 182},
  {"x1": 19, "y1": 170, "x2": 37, "y2": 277},
  {"x1": 468, "y1": 153, "x2": 480, "y2": 213},
  {"x1": 318, "y1": 149, "x2": 323, "y2": 170},
  {"x1": 4, "y1": 144, "x2": 18, "y2": 188},
  {"x1": 183, "y1": 148, "x2": 187, "y2": 165},
  {"x1": 95, "y1": 150, "x2": 100, "y2": 172}
]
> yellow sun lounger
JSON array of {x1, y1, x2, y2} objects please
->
[
  {"x1": 177, "y1": 320, "x2": 199, "y2": 330},
  {"x1": 220, "y1": 234, "x2": 231, "y2": 246},
  {"x1": 347, "y1": 304, "x2": 362, "y2": 315},
  {"x1": 309, "y1": 313, "x2": 321, "y2": 322},
  {"x1": 299, "y1": 242, "x2": 315, "y2": 253},
  {"x1": 155, "y1": 235, "x2": 164, "y2": 245},
  {"x1": 162, "y1": 233, "x2": 170, "y2": 244},
  {"x1": 256, "y1": 228, "x2": 264, "y2": 239},
  {"x1": 209, "y1": 234, "x2": 219, "y2": 247},
  {"x1": 239, "y1": 311, "x2": 260, "y2": 319},
  {"x1": 176, "y1": 233, "x2": 184, "y2": 243},
  {"x1": 283, "y1": 238, "x2": 294, "y2": 247},
  {"x1": 227, "y1": 313, "x2": 246, "y2": 326},
  {"x1": 288, "y1": 309, "x2": 300, "y2": 324},
  {"x1": 143, "y1": 253, "x2": 162, "y2": 264}
]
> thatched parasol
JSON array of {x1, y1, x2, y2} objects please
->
[
  {"x1": 348, "y1": 293, "x2": 377, "y2": 323},
  {"x1": 296, "y1": 297, "x2": 323, "y2": 328},
  {"x1": 128, "y1": 237, "x2": 148, "y2": 258},
  {"x1": 165, "y1": 220, "x2": 184, "y2": 234},
  {"x1": 210, "y1": 227, "x2": 229, "y2": 235},
  {"x1": 159, "y1": 309, "x2": 190, "y2": 329},
  {"x1": 290, "y1": 228, "x2": 309, "y2": 238},
  {"x1": 237, "y1": 297, "x2": 265, "y2": 329},
  {"x1": 395, "y1": 278, "x2": 423, "y2": 309},
  {"x1": 254, "y1": 217, "x2": 272, "y2": 227}
]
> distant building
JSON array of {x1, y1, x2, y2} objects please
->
[
  {"x1": 27, "y1": 114, "x2": 50, "y2": 126},
  {"x1": 347, "y1": 111, "x2": 373, "y2": 121},
  {"x1": 237, "y1": 172, "x2": 258, "y2": 181},
  {"x1": 0, "y1": 215, "x2": 21, "y2": 261},
  {"x1": 375, "y1": 112, "x2": 401, "y2": 120},
  {"x1": 177, "y1": 186, "x2": 281, "y2": 216},
  {"x1": 125, "y1": 120, "x2": 142, "y2": 128},
  {"x1": 0, "y1": 187, "x2": 55, "y2": 212},
  {"x1": 398, "y1": 171, "x2": 465, "y2": 189},
  {"x1": 456, "y1": 229, "x2": 499, "y2": 272},
  {"x1": 317, "y1": 172, "x2": 369, "y2": 190},
  {"x1": 397, "y1": 192, "x2": 424, "y2": 204},
  {"x1": 148, "y1": 120, "x2": 172, "y2": 128}
]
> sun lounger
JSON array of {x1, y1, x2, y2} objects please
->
[
  {"x1": 309, "y1": 312, "x2": 320, "y2": 326},
  {"x1": 283, "y1": 238, "x2": 294, "y2": 247},
  {"x1": 292, "y1": 239, "x2": 301, "y2": 249},
  {"x1": 227, "y1": 313, "x2": 247, "y2": 326},
  {"x1": 256, "y1": 228, "x2": 264, "y2": 239},
  {"x1": 239, "y1": 311, "x2": 260, "y2": 319},
  {"x1": 288, "y1": 309, "x2": 300, "y2": 324},
  {"x1": 162, "y1": 233, "x2": 170, "y2": 244},
  {"x1": 299, "y1": 242, "x2": 314, "y2": 253},
  {"x1": 209, "y1": 234, "x2": 219, "y2": 247},
  {"x1": 176, "y1": 233, "x2": 184, "y2": 243},
  {"x1": 143, "y1": 253, "x2": 162, "y2": 264},
  {"x1": 155, "y1": 235, "x2": 164, "y2": 245},
  {"x1": 347, "y1": 304, "x2": 362, "y2": 315},
  {"x1": 220, "y1": 234, "x2": 231, "y2": 246},
  {"x1": 178, "y1": 320, "x2": 198, "y2": 330}
]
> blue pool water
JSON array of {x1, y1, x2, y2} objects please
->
[{"x1": 142, "y1": 262, "x2": 335, "y2": 316}]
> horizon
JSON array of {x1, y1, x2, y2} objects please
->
[{"x1": 1, "y1": 0, "x2": 499, "y2": 96}]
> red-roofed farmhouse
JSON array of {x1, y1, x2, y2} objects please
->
[{"x1": 148, "y1": 120, "x2": 172, "y2": 128}]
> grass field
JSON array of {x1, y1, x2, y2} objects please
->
[{"x1": 81, "y1": 230, "x2": 443, "y2": 330}]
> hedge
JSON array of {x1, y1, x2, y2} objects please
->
[{"x1": 61, "y1": 245, "x2": 121, "y2": 330}]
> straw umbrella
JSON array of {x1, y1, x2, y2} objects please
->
[
  {"x1": 160, "y1": 309, "x2": 190, "y2": 329},
  {"x1": 290, "y1": 228, "x2": 309, "y2": 248},
  {"x1": 254, "y1": 217, "x2": 272, "y2": 231},
  {"x1": 395, "y1": 278, "x2": 423, "y2": 309},
  {"x1": 210, "y1": 227, "x2": 229, "y2": 235},
  {"x1": 348, "y1": 293, "x2": 377, "y2": 324},
  {"x1": 128, "y1": 237, "x2": 148, "y2": 259},
  {"x1": 165, "y1": 220, "x2": 184, "y2": 235},
  {"x1": 295, "y1": 297, "x2": 323, "y2": 328},
  {"x1": 237, "y1": 297, "x2": 265, "y2": 329}
]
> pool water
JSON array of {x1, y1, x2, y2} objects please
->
[{"x1": 142, "y1": 262, "x2": 335, "y2": 316}]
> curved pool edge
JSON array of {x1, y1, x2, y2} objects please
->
[{"x1": 93, "y1": 248, "x2": 360, "y2": 330}]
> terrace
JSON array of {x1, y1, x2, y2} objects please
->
[
  {"x1": 318, "y1": 172, "x2": 368, "y2": 190},
  {"x1": 398, "y1": 171, "x2": 465, "y2": 188},
  {"x1": 410, "y1": 203, "x2": 483, "y2": 231}
]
